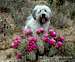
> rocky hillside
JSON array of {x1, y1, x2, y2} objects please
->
[{"x1": 0, "y1": 0, "x2": 75, "y2": 62}]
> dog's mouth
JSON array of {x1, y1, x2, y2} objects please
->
[{"x1": 39, "y1": 17, "x2": 48, "y2": 25}]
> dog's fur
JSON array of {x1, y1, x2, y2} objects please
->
[{"x1": 24, "y1": 5, "x2": 52, "y2": 32}]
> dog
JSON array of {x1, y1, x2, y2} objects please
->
[{"x1": 24, "y1": 5, "x2": 52, "y2": 32}]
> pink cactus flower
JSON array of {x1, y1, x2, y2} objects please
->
[
  {"x1": 13, "y1": 35, "x2": 21, "y2": 42},
  {"x1": 29, "y1": 40, "x2": 35, "y2": 44},
  {"x1": 36, "y1": 27, "x2": 44, "y2": 34},
  {"x1": 11, "y1": 35, "x2": 21, "y2": 49},
  {"x1": 58, "y1": 36, "x2": 64, "y2": 41},
  {"x1": 50, "y1": 31, "x2": 56, "y2": 37},
  {"x1": 43, "y1": 33, "x2": 49, "y2": 37},
  {"x1": 39, "y1": 27, "x2": 44, "y2": 32},
  {"x1": 27, "y1": 45, "x2": 31, "y2": 49},
  {"x1": 11, "y1": 41, "x2": 19, "y2": 49},
  {"x1": 49, "y1": 38, "x2": 56, "y2": 45},
  {"x1": 55, "y1": 41, "x2": 63, "y2": 48},
  {"x1": 26, "y1": 40, "x2": 37, "y2": 52},
  {"x1": 42, "y1": 37, "x2": 49, "y2": 43},
  {"x1": 31, "y1": 44, "x2": 37, "y2": 50},
  {"x1": 28, "y1": 48, "x2": 33, "y2": 52},
  {"x1": 27, "y1": 46, "x2": 33, "y2": 52},
  {"x1": 11, "y1": 42, "x2": 16, "y2": 48},
  {"x1": 28, "y1": 41, "x2": 35, "y2": 46},
  {"x1": 16, "y1": 52, "x2": 22, "y2": 59},
  {"x1": 57, "y1": 41, "x2": 63, "y2": 47},
  {"x1": 42, "y1": 33, "x2": 49, "y2": 42},
  {"x1": 26, "y1": 44, "x2": 33, "y2": 52},
  {"x1": 28, "y1": 36, "x2": 37, "y2": 42},
  {"x1": 48, "y1": 28, "x2": 54, "y2": 33},
  {"x1": 14, "y1": 39, "x2": 21, "y2": 44},
  {"x1": 48, "y1": 28, "x2": 56, "y2": 37},
  {"x1": 22, "y1": 28, "x2": 32, "y2": 35},
  {"x1": 55, "y1": 45, "x2": 59, "y2": 48}
]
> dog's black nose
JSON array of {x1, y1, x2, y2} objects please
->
[{"x1": 42, "y1": 14, "x2": 45, "y2": 18}]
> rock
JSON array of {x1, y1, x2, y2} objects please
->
[
  {"x1": 0, "y1": 48, "x2": 17, "y2": 62},
  {"x1": 0, "y1": 34, "x2": 9, "y2": 50}
]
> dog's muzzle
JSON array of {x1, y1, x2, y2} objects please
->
[{"x1": 39, "y1": 14, "x2": 48, "y2": 25}]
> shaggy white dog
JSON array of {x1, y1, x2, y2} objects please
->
[{"x1": 24, "y1": 5, "x2": 52, "y2": 32}]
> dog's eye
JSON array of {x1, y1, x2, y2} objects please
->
[
  {"x1": 39, "y1": 10, "x2": 41, "y2": 12},
  {"x1": 38, "y1": 10, "x2": 41, "y2": 13},
  {"x1": 44, "y1": 10, "x2": 47, "y2": 12}
]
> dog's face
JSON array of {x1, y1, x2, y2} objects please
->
[{"x1": 32, "y1": 5, "x2": 52, "y2": 25}]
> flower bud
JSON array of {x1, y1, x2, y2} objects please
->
[{"x1": 49, "y1": 38, "x2": 56, "y2": 45}]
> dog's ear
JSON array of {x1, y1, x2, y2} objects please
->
[
  {"x1": 32, "y1": 9, "x2": 37, "y2": 20},
  {"x1": 32, "y1": 5, "x2": 39, "y2": 20}
]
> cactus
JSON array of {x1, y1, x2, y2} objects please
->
[
  {"x1": 11, "y1": 27, "x2": 64, "y2": 62},
  {"x1": 26, "y1": 51, "x2": 37, "y2": 61},
  {"x1": 36, "y1": 40, "x2": 44, "y2": 55}
]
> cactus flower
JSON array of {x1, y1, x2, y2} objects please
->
[
  {"x1": 31, "y1": 44, "x2": 37, "y2": 50},
  {"x1": 11, "y1": 41, "x2": 19, "y2": 49},
  {"x1": 39, "y1": 27, "x2": 44, "y2": 33},
  {"x1": 16, "y1": 52, "x2": 22, "y2": 59},
  {"x1": 13, "y1": 35, "x2": 21, "y2": 42},
  {"x1": 22, "y1": 28, "x2": 32, "y2": 35},
  {"x1": 49, "y1": 38, "x2": 56, "y2": 45},
  {"x1": 55, "y1": 41, "x2": 63, "y2": 48},
  {"x1": 50, "y1": 31, "x2": 56, "y2": 37},
  {"x1": 27, "y1": 45, "x2": 33, "y2": 52},
  {"x1": 28, "y1": 36, "x2": 37, "y2": 42},
  {"x1": 36, "y1": 27, "x2": 44, "y2": 34},
  {"x1": 58, "y1": 36, "x2": 64, "y2": 41},
  {"x1": 43, "y1": 33, "x2": 49, "y2": 37},
  {"x1": 48, "y1": 29, "x2": 56, "y2": 37},
  {"x1": 42, "y1": 37, "x2": 49, "y2": 43},
  {"x1": 27, "y1": 40, "x2": 37, "y2": 52},
  {"x1": 42, "y1": 33, "x2": 49, "y2": 42},
  {"x1": 48, "y1": 28, "x2": 54, "y2": 33},
  {"x1": 28, "y1": 42, "x2": 34, "y2": 46},
  {"x1": 11, "y1": 35, "x2": 21, "y2": 49}
]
